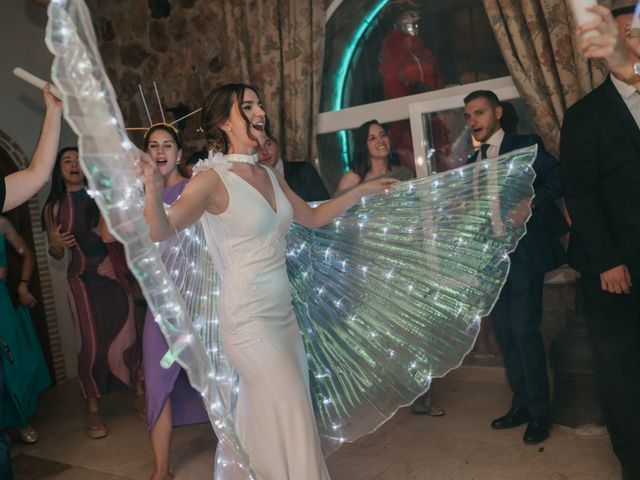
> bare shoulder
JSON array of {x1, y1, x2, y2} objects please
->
[
  {"x1": 336, "y1": 170, "x2": 361, "y2": 193},
  {"x1": 187, "y1": 168, "x2": 223, "y2": 191},
  {"x1": 341, "y1": 170, "x2": 360, "y2": 182}
]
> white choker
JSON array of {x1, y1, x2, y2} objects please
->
[{"x1": 225, "y1": 153, "x2": 259, "y2": 165}]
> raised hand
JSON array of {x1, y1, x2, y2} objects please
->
[
  {"x1": 43, "y1": 83, "x2": 62, "y2": 112},
  {"x1": 138, "y1": 151, "x2": 164, "y2": 194},
  {"x1": 578, "y1": 5, "x2": 638, "y2": 72}
]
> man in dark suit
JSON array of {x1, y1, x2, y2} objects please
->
[
  {"x1": 464, "y1": 90, "x2": 565, "y2": 444},
  {"x1": 560, "y1": 2, "x2": 640, "y2": 477},
  {"x1": 259, "y1": 137, "x2": 329, "y2": 202}
]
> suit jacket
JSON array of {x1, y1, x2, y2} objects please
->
[
  {"x1": 468, "y1": 133, "x2": 566, "y2": 273},
  {"x1": 283, "y1": 160, "x2": 330, "y2": 203},
  {"x1": 560, "y1": 77, "x2": 640, "y2": 275}
]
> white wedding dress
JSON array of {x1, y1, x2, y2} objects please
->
[{"x1": 196, "y1": 153, "x2": 330, "y2": 480}]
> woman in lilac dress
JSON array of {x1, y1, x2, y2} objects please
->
[{"x1": 142, "y1": 124, "x2": 208, "y2": 480}]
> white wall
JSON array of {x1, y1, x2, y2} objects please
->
[{"x1": 0, "y1": 0, "x2": 79, "y2": 380}]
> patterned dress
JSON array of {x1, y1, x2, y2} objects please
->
[{"x1": 56, "y1": 189, "x2": 138, "y2": 397}]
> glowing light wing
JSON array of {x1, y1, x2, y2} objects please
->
[
  {"x1": 287, "y1": 147, "x2": 536, "y2": 454},
  {"x1": 45, "y1": 0, "x2": 536, "y2": 475},
  {"x1": 45, "y1": 1, "x2": 252, "y2": 477}
]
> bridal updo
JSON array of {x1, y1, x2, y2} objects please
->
[{"x1": 201, "y1": 83, "x2": 263, "y2": 154}]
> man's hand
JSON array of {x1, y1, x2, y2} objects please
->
[
  {"x1": 578, "y1": 5, "x2": 639, "y2": 79},
  {"x1": 600, "y1": 264, "x2": 632, "y2": 294}
]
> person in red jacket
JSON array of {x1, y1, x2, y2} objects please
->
[{"x1": 379, "y1": 10, "x2": 450, "y2": 174}]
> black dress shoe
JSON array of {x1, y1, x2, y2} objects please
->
[
  {"x1": 491, "y1": 407, "x2": 530, "y2": 429},
  {"x1": 523, "y1": 417, "x2": 551, "y2": 444}
]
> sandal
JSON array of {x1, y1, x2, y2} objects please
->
[
  {"x1": 85, "y1": 411, "x2": 107, "y2": 439},
  {"x1": 427, "y1": 404, "x2": 447, "y2": 417},
  {"x1": 18, "y1": 425, "x2": 38, "y2": 444},
  {"x1": 134, "y1": 393, "x2": 147, "y2": 423}
]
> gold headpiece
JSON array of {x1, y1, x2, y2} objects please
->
[{"x1": 126, "y1": 82, "x2": 201, "y2": 138}]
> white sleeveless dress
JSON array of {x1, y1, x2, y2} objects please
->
[{"x1": 197, "y1": 154, "x2": 330, "y2": 480}]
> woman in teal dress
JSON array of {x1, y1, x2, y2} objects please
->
[{"x1": 0, "y1": 215, "x2": 51, "y2": 443}]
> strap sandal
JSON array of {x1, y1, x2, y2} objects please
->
[{"x1": 85, "y1": 411, "x2": 107, "y2": 439}]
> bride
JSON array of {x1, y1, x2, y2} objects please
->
[
  {"x1": 45, "y1": 2, "x2": 537, "y2": 478},
  {"x1": 140, "y1": 83, "x2": 396, "y2": 479}
]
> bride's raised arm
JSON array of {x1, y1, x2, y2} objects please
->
[{"x1": 140, "y1": 153, "x2": 221, "y2": 241}]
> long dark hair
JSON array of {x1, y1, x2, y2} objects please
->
[
  {"x1": 350, "y1": 120, "x2": 399, "y2": 180},
  {"x1": 41, "y1": 147, "x2": 99, "y2": 230},
  {"x1": 201, "y1": 83, "x2": 262, "y2": 154}
]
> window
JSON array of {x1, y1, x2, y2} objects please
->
[{"x1": 318, "y1": 0, "x2": 532, "y2": 190}]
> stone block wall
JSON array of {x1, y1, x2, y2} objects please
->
[{"x1": 91, "y1": 0, "x2": 231, "y2": 151}]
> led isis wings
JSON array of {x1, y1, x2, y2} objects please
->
[{"x1": 45, "y1": 0, "x2": 537, "y2": 477}]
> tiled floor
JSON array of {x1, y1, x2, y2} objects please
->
[{"x1": 10, "y1": 379, "x2": 619, "y2": 479}]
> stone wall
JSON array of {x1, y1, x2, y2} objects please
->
[
  {"x1": 91, "y1": 0, "x2": 233, "y2": 151},
  {"x1": 91, "y1": 0, "x2": 330, "y2": 157}
]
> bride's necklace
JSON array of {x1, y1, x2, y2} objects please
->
[{"x1": 225, "y1": 153, "x2": 259, "y2": 165}]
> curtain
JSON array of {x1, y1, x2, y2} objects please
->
[
  {"x1": 482, "y1": 0, "x2": 610, "y2": 157},
  {"x1": 223, "y1": 0, "x2": 325, "y2": 162}
]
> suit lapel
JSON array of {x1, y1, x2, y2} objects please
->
[{"x1": 603, "y1": 77, "x2": 640, "y2": 151}]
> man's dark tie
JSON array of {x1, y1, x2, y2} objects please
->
[{"x1": 480, "y1": 143, "x2": 490, "y2": 160}]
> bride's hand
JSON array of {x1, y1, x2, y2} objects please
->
[
  {"x1": 138, "y1": 151, "x2": 163, "y2": 194},
  {"x1": 355, "y1": 177, "x2": 399, "y2": 197}
]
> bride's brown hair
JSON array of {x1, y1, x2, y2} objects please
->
[{"x1": 201, "y1": 83, "x2": 262, "y2": 154}]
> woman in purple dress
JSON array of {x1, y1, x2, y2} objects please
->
[
  {"x1": 42, "y1": 147, "x2": 141, "y2": 439},
  {"x1": 141, "y1": 124, "x2": 208, "y2": 480}
]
